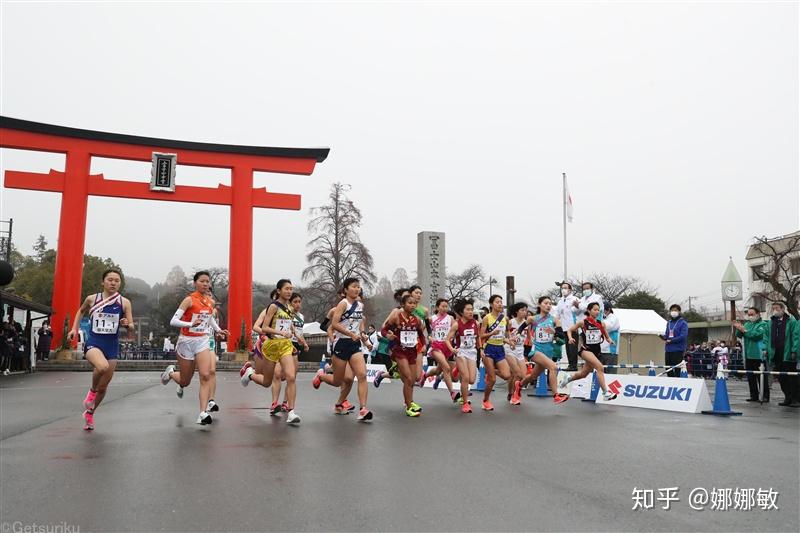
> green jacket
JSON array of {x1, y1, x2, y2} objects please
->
[
  {"x1": 735, "y1": 319, "x2": 768, "y2": 360},
  {"x1": 764, "y1": 315, "x2": 798, "y2": 363}
]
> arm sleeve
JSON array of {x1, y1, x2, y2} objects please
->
[
  {"x1": 170, "y1": 308, "x2": 192, "y2": 329},
  {"x1": 208, "y1": 315, "x2": 223, "y2": 334}
]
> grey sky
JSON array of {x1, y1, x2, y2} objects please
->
[{"x1": 1, "y1": 2, "x2": 798, "y2": 313}]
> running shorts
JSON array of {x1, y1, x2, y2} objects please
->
[
  {"x1": 333, "y1": 338, "x2": 362, "y2": 361},
  {"x1": 84, "y1": 335, "x2": 119, "y2": 360},
  {"x1": 176, "y1": 335, "x2": 211, "y2": 360},
  {"x1": 262, "y1": 338, "x2": 293, "y2": 363},
  {"x1": 483, "y1": 344, "x2": 506, "y2": 363}
]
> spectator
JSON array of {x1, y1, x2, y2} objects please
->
[
  {"x1": 733, "y1": 307, "x2": 769, "y2": 402},
  {"x1": 574, "y1": 282, "x2": 604, "y2": 317},
  {"x1": 660, "y1": 304, "x2": 688, "y2": 377},
  {"x1": 764, "y1": 302, "x2": 799, "y2": 407},
  {"x1": 36, "y1": 320, "x2": 52, "y2": 361},
  {"x1": 712, "y1": 341, "x2": 729, "y2": 368},
  {"x1": 555, "y1": 281, "x2": 579, "y2": 371},
  {"x1": 367, "y1": 324, "x2": 378, "y2": 361},
  {"x1": 600, "y1": 304, "x2": 620, "y2": 374}
]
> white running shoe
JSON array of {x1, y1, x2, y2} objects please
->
[
  {"x1": 196, "y1": 411, "x2": 212, "y2": 425},
  {"x1": 557, "y1": 371, "x2": 571, "y2": 390},
  {"x1": 602, "y1": 390, "x2": 618, "y2": 401},
  {"x1": 241, "y1": 367, "x2": 255, "y2": 387},
  {"x1": 286, "y1": 410, "x2": 301, "y2": 425},
  {"x1": 161, "y1": 365, "x2": 175, "y2": 385},
  {"x1": 176, "y1": 385, "x2": 184, "y2": 399},
  {"x1": 206, "y1": 399, "x2": 218, "y2": 412}
]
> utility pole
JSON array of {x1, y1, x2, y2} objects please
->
[{"x1": 506, "y1": 276, "x2": 516, "y2": 307}]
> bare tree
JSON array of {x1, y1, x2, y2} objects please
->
[
  {"x1": 302, "y1": 183, "x2": 377, "y2": 304},
  {"x1": 391, "y1": 268, "x2": 410, "y2": 291},
  {"x1": 446, "y1": 264, "x2": 491, "y2": 302},
  {"x1": 585, "y1": 272, "x2": 653, "y2": 306},
  {"x1": 750, "y1": 233, "x2": 800, "y2": 318}
]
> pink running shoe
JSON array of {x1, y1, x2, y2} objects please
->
[
  {"x1": 461, "y1": 401, "x2": 472, "y2": 413},
  {"x1": 83, "y1": 410, "x2": 94, "y2": 430},
  {"x1": 341, "y1": 400, "x2": 356, "y2": 412},
  {"x1": 312, "y1": 369, "x2": 324, "y2": 389},
  {"x1": 239, "y1": 361, "x2": 252, "y2": 378},
  {"x1": 83, "y1": 390, "x2": 97, "y2": 411},
  {"x1": 357, "y1": 408, "x2": 373, "y2": 422}
]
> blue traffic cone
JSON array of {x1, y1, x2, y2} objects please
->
[
  {"x1": 702, "y1": 367, "x2": 742, "y2": 416},
  {"x1": 531, "y1": 369, "x2": 549, "y2": 397},
  {"x1": 648, "y1": 367, "x2": 656, "y2": 376},
  {"x1": 583, "y1": 371, "x2": 600, "y2": 402},
  {"x1": 473, "y1": 366, "x2": 487, "y2": 392},
  {"x1": 679, "y1": 362, "x2": 688, "y2": 378},
  {"x1": 319, "y1": 353, "x2": 327, "y2": 370}
]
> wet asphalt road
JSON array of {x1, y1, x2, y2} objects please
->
[{"x1": 1, "y1": 371, "x2": 798, "y2": 532}]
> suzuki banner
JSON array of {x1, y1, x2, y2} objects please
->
[{"x1": 594, "y1": 375, "x2": 712, "y2": 413}]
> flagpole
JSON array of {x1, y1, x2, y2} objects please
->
[{"x1": 562, "y1": 172, "x2": 567, "y2": 280}]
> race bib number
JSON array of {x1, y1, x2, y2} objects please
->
[
  {"x1": 347, "y1": 320, "x2": 360, "y2": 333},
  {"x1": 189, "y1": 313, "x2": 211, "y2": 334},
  {"x1": 535, "y1": 327, "x2": 554, "y2": 344},
  {"x1": 461, "y1": 329, "x2": 476, "y2": 349},
  {"x1": 276, "y1": 318, "x2": 293, "y2": 333},
  {"x1": 92, "y1": 312, "x2": 119, "y2": 334},
  {"x1": 491, "y1": 327, "x2": 504, "y2": 340},
  {"x1": 400, "y1": 330, "x2": 418, "y2": 348},
  {"x1": 433, "y1": 326, "x2": 448, "y2": 341},
  {"x1": 586, "y1": 329, "x2": 602, "y2": 345}
]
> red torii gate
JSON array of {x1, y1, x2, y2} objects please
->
[{"x1": 0, "y1": 117, "x2": 329, "y2": 351}]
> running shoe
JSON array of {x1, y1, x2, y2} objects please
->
[
  {"x1": 196, "y1": 411, "x2": 212, "y2": 425},
  {"x1": 557, "y1": 371, "x2": 571, "y2": 390},
  {"x1": 312, "y1": 369, "x2": 324, "y2": 389},
  {"x1": 416, "y1": 374, "x2": 426, "y2": 388},
  {"x1": 409, "y1": 401, "x2": 422, "y2": 413},
  {"x1": 405, "y1": 407, "x2": 421, "y2": 417},
  {"x1": 83, "y1": 390, "x2": 96, "y2": 411},
  {"x1": 83, "y1": 410, "x2": 94, "y2": 430},
  {"x1": 270, "y1": 401, "x2": 282, "y2": 416},
  {"x1": 554, "y1": 393, "x2": 570, "y2": 404},
  {"x1": 433, "y1": 374, "x2": 443, "y2": 390},
  {"x1": 451, "y1": 390, "x2": 462, "y2": 403},
  {"x1": 240, "y1": 367, "x2": 255, "y2": 387},
  {"x1": 373, "y1": 372, "x2": 384, "y2": 388},
  {"x1": 239, "y1": 362, "x2": 253, "y2": 386},
  {"x1": 514, "y1": 380, "x2": 522, "y2": 399},
  {"x1": 334, "y1": 403, "x2": 350, "y2": 415},
  {"x1": 341, "y1": 400, "x2": 356, "y2": 412},
  {"x1": 357, "y1": 408, "x2": 373, "y2": 422},
  {"x1": 457, "y1": 397, "x2": 465, "y2": 405},
  {"x1": 482, "y1": 400, "x2": 494, "y2": 411},
  {"x1": 510, "y1": 394, "x2": 521, "y2": 406},
  {"x1": 176, "y1": 385, "x2": 184, "y2": 399},
  {"x1": 206, "y1": 399, "x2": 219, "y2": 412},
  {"x1": 160, "y1": 364, "x2": 175, "y2": 385},
  {"x1": 286, "y1": 410, "x2": 301, "y2": 425},
  {"x1": 602, "y1": 390, "x2": 618, "y2": 401},
  {"x1": 461, "y1": 401, "x2": 472, "y2": 414}
]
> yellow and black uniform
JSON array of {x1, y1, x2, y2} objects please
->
[{"x1": 261, "y1": 302, "x2": 295, "y2": 363}]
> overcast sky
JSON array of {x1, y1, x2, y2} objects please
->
[{"x1": 1, "y1": 1, "x2": 798, "y2": 312}]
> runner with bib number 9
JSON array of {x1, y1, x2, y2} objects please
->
[
  {"x1": 560, "y1": 302, "x2": 617, "y2": 401},
  {"x1": 68, "y1": 268, "x2": 134, "y2": 431}
]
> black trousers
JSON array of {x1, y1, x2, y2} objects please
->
[
  {"x1": 665, "y1": 351, "x2": 684, "y2": 377},
  {"x1": 745, "y1": 358, "x2": 768, "y2": 400},
  {"x1": 566, "y1": 341, "x2": 578, "y2": 371},
  {"x1": 774, "y1": 358, "x2": 799, "y2": 403}
]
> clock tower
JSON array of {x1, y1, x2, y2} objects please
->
[{"x1": 721, "y1": 258, "x2": 743, "y2": 347}]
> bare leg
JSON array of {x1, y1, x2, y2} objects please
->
[
  {"x1": 335, "y1": 365, "x2": 355, "y2": 404},
  {"x1": 195, "y1": 350, "x2": 214, "y2": 412},
  {"x1": 429, "y1": 350, "x2": 454, "y2": 392},
  {"x1": 531, "y1": 352, "x2": 558, "y2": 394},
  {"x1": 348, "y1": 353, "x2": 368, "y2": 408},
  {"x1": 278, "y1": 354, "x2": 296, "y2": 410},
  {"x1": 272, "y1": 362, "x2": 283, "y2": 404},
  {"x1": 171, "y1": 355, "x2": 196, "y2": 388},
  {"x1": 396, "y1": 358, "x2": 417, "y2": 407},
  {"x1": 483, "y1": 357, "x2": 496, "y2": 402}
]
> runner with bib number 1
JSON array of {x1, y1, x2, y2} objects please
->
[
  {"x1": 68, "y1": 268, "x2": 134, "y2": 431},
  {"x1": 382, "y1": 294, "x2": 427, "y2": 417}
]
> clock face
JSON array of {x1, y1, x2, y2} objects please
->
[{"x1": 724, "y1": 285, "x2": 740, "y2": 298}]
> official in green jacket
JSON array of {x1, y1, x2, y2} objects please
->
[
  {"x1": 763, "y1": 302, "x2": 799, "y2": 407},
  {"x1": 734, "y1": 307, "x2": 770, "y2": 402}
]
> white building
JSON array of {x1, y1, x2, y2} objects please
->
[{"x1": 745, "y1": 230, "x2": 800, "y2": 312}]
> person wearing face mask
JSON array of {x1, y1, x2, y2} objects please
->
[
  {"x1": 555, "y1": 281, "x2": 579, "y2": 371},
  {"x1": 574, "y1": 282, "x2": 605, "y2": 317},
  {"x1": 660, "y1": 304, "x2": 688, "y2": 377},
  {"x1": 600, "y1": 304, "x2": 620, "y2": 374},
  {"x1": 733, "y1": 308, "x2": 769, "y2": 402},
  {"x1": 764, "y1": 302, "x2": 799, "y2": 407}
]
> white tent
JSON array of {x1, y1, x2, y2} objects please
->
[
  {"x1": 302, "y1": 322, "x2": 326, "y2": 336},
  {"x1": 611, "y1": 308, "x2": 667, "y2": 367},
  {"x1": 613, "y1": 308, "x2": 667, "y2": 335}
]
